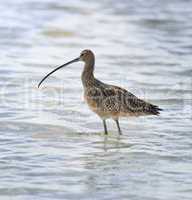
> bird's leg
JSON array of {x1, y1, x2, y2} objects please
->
[
  {"x1": 102, "y1": 119, "x2": 108, "y2": 135},
  {"x1": 115, "y1": 119, "x2": 122, "y2": 135}
]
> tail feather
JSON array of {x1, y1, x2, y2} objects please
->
[{"x1": 148, "y1": 104, "x2": 163, "y2": 115}]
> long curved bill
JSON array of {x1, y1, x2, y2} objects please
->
[{"x1": 38, "y1": 57, "x2": 80, "y2": 88}]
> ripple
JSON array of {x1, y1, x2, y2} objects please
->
[{"x1": 42, "y1": 29, "x2": 75, "y2": 38}]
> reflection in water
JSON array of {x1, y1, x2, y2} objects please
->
[{"x1": 103, "y1": 134, "x2": 121, "y2": 152}]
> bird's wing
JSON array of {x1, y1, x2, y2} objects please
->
[{"x1": 102, "y1": 85, "x2": 162, "y2": 115}]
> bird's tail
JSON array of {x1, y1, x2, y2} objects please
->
[{"x1": 149, "y1": 104, "x2": 163, "y2": 115}]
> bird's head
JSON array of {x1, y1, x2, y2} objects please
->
[{"x1": 79, "y1": 49, "x2": 95, "y2": 62}]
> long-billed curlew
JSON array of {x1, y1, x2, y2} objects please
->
[{"x1": 38, "y1": 49, "x2": 162, "y2": 135}]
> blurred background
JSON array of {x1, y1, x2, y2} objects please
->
[{"x1": 0, "y1": 0, "x2": 192, "y2": 199}]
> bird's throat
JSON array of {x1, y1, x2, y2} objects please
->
[{"x1": 81, "y1": 60, "x2": 95, "y2": 88}]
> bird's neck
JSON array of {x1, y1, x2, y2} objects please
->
[{"x1": 81, "y1": 59, "x2": 95, "y2": 88}]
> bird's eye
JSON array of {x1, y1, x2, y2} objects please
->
[{"x1": 81, "y1": 53, "x2": 84, "y2": 56}]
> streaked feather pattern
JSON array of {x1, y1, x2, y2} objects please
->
[{"x1": 84, "y1": 79, "x2": 162, "y2": 119}]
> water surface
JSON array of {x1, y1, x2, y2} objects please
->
[{"x1": 0, "y1": 0, "x2": 192, "y2": 199}]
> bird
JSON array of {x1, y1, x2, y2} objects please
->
[{"x1": 38, "y1": 49, "x2": 162, "y2": 135}]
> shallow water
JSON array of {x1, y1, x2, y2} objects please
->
[{"x1": 0, "y1": 0, "x2": 192, "y2": 199}]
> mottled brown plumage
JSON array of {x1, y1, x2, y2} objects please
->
[{"x1": 38, "y1": 49, "x2": 162, "y2": 135}]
